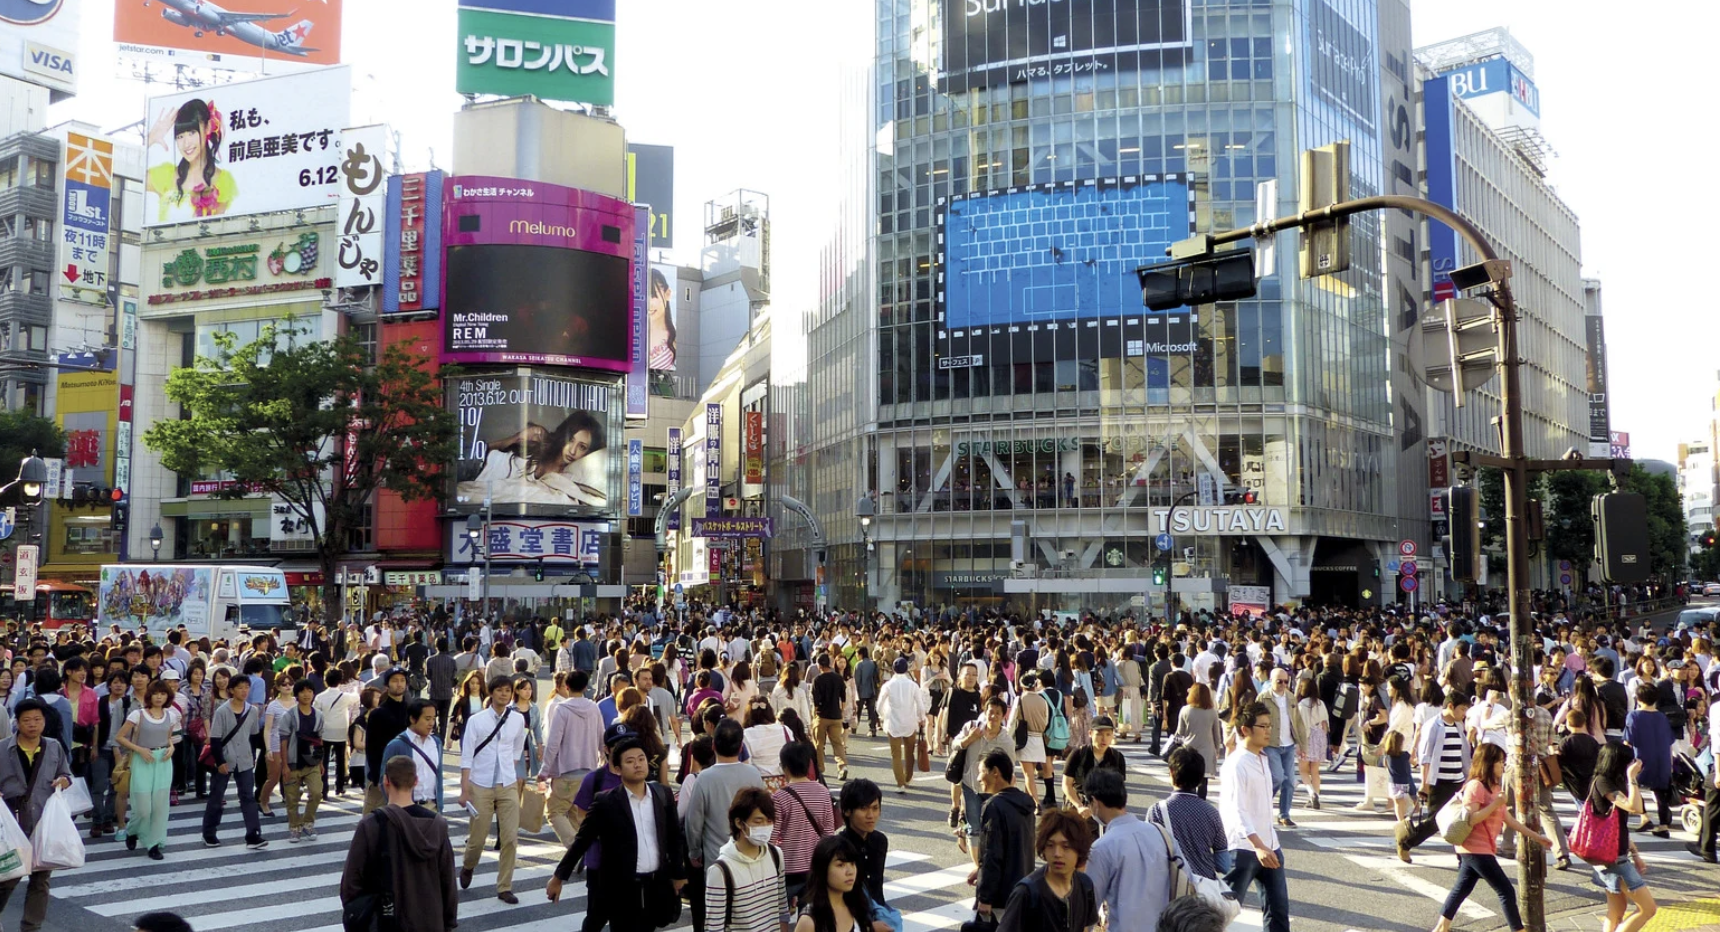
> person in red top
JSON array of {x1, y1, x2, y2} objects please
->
[
  {"x1": 770, "y1": 741, "x2": 836, "y2": 910},
  {"x1": 1433, "y1": 743, "x2": 1552, "y2": 932}
]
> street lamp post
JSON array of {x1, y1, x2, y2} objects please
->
[
  {"x1": 465, "y1": 509, "x2": 491, "y2": 614},
  {"x1": 148, "y1": 524, "x2": 164, "y2": 562},
  {"x1": 856, "y1": 495, "x2": 875, "y2": 611},
  {"x1": 3, "y1": 453, "x2": 47, "y2": 624}
]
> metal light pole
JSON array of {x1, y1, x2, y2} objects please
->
[
  {"x1": 465, "y1": 509, "x2": 491, "y2": 614},
  {"x1": 856, "y1": 495, "x2": 875, "y2": 612},
  {"x1": 2, "y1": 454, "x2": 47, "y2": 624},
  {"x1": 148, "y1": 524, "x2": 163, "y2": 562}
]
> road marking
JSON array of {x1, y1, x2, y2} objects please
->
[{"x1": 1344, "y1": 854, "x2": 1494, "y2": 920}]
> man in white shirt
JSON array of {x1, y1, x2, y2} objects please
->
[
  {"x1": 877, "y1": 657, "x2": 929, "y2": 792},
  {"x1": 1220, "y1": 699, "x2": 1289, "y2": 932},
  {"x1": 1263, "y1": 669, "x2": 1300, "y2": 827},
  {"x1": 457, "y1": 675, "x2": 527, "y2": 904}
]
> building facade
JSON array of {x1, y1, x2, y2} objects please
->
[{"x1": 814, "y1": 0, "x2": 1422, "y2": 615}]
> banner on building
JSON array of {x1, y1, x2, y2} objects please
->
[
  {"x1": 144, "y1": 231, "x2": 327, "y2": 311},
  {"x1": 666, "y1": 427, "x2": 682, "y2": 531},
  {"x1": 626, "y1": 143, "x2": 673, "y2": 248},
  {"x1": 58, "y1": 132, "x2": 112, "y2": 305},
  {"x1": 940, "y1": 0, "x2": 1192, "y2": 94},
  {"x1": 142, "y1": 67, "x2": 352, "y2": 226},
  {"x1": 114, "y1": 0, "x2": 344, "y2": 71},
  {"x1": 446, "y1": 518, "x2": 605, "y2": 565},
  {"x1": 690, "y1": 517, "x2": 773, "y2": 539},
  {"x1": 456, "y1": 0, "x2": 615, "y2": 105},
  {"x1": 384, "y1": 170, "x2": 444, "y2": 313},
  {"x1": 648, "y1": 263, "x2": 678, "y2": 372},
  {"x1": 451, "y1": 373, "x2": 622, "y2": 513},
  {"x1": 705, "y1": 404, "x2": 722, "y2": 517},
  {"x1": 14, "y1": 546, "x2": 40, "y2": 595},
  {"x1": 1229, "y1": 584, "x2": 1271, "y2": 618},
  {"x1": 1424, "y1": 73, "x2": 1461, "y2": 304},
  {"x1": 0, "y1": 0, "x2": 79, "y2": 100},
  {"x1": 627, "y1": 439, "x2": 643, "y2": 517},
  {"x1": 626, "y1": 204, "x2": 649, "y2": 419},
  {"x1": 743, "y1": 411, "x2": 764, "y2": 490},
  {"x1": 335, "y1": 125, "x2": 387, "y2": 288}
]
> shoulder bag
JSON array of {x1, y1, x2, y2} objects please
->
[
  {"x1": 198, "y1": 708, "x2": 252, "y2": 771},
  {"x1": 342, "y1": 812, "x2": 396, "y2": 932},
  {"x1": 1151, "y1": 801, "x2": 1242, "y2": 924},
  {"x1": 1569, "y1": 789, "x2": 1620, "y2": 865},
  {"x1": 470, "y1": 707, "x2": 514, "y2": 758},
  {"x1": 1435, "y1": 782, "x2": 1475, "y2": 845}
]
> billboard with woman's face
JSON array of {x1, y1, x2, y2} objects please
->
[
  {"x1": 452, "y1": 372, "x2": 625, "y2": 515},
  {"x1": 648, "y1": 263, "x2": 678, "y2": 371}
]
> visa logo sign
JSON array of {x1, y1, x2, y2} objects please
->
[{"x1": 23, "y1": 42, "x2": 75, "y2": 86}]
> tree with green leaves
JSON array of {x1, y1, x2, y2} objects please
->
[
  {"x1": 1618, "y1": 464, "x2": 1687, "y2": 580},
  {"x1": 0, "y1": 411, "x2": 66, "y2": 484},
  {"x1": 1543, "y1": 470, "x2": 1610, "y2": 580},
  {"x1": 143, "y1": 322, "x2": 456, "y2": 624}
]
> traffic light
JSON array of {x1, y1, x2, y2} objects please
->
[
  {"x1": 1593, "y1": 492, "x2": 1651, "y2": 584},
  {"x1": 1224, "y1": 488, "x2": 1260, "y2": 505},
  {"x1": 1298, "y1": 141, "x2": 1351, "y2": 277},
  {"x1": 1702, "y1": 530, "x2": 1717, "y2": 549},
  {"x1": 111, "y1": 502, "x2": 128, "y2": 535},
  {"x1": 1137, "y1": 249, "x2": 1256, "y2": 312},
  {"x1": 533, "y1": 559, "x2": 545, "y2": 582},
  {"x1": 1151, "y1": 563, "x2": 1168, "y2": 587},
  {"x1": 1447, "y1": 486, "x2": 1480, "y2": 583}
]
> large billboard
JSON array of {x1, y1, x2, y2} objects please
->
[
  {"x1": 334, "y1": 125, "x2": 387, "y2": 288},
  {"x1": 456, "y1": 0, "x2": 614, "y2": 106},
  {"x1": 59, "y1": 132, "x2": 114, "y2": 306},
  {"x1": 114, "y1": 0, "x2": 344, "y2": 71},
  {"x1": 1306, "y1": 0, "x2": 1377, "y2": 132},
  {"x1": 383, "y1": 170, "x2": 445, "y2": 314},
  {"x1": 626, "y1": 143, "x2": 674, "y2": 248},
  {"x1": 441, "y1": 176, "x2": 635, "y2": 369},
  {"x1": 939, "y1": 0, "x2": 1192, "y2": 94},
  {"x1": 143, "y1": 229, "x2": 328, "y2": 311},
  {"x1": 446, "y1": 518, "x2": 605, "y2": 566},
  {"x1": 1423, "y1": 73, "x2": 1460, "y2": 304},
  {"x1": 647, "y1": 263, "x2": 679, "y2": 371},
  {"x1": 99, "y1": 566, "x2": 211, "y2": 631},
  {"x1": 937, "y1": 176, "x2": 1194, "y2": 368},
  {"x1": 142, "y1": 67, "x2": 352, "y2": 227},
  {"x1": 1, "y1": 0, "x2": 80, "y2": 100},
  {"x1": 451, "y1": 372, "x2": 623, "y2": 513}
]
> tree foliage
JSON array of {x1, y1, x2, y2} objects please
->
[
  {"x1": 1543, "y1": 470, "x2": 1610, "y2": 576},
  {"x1": 1618, "y1": 464, "x2": 1687, "y2": 579},
  {"x1": 0, "y1": 411, "x2": 66, "y2": 485},
  {"x1": 142, "y1": 322, "x2": 456, "y2": 621}
]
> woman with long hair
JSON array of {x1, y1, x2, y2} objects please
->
[
  {"x1": 114, "y1": 681, "x2": 183, "y2": 860},
  {"x1": 449, "y1": 670, "x2": 488, "y2": 742},
  {"x1": 513, "y1": 675, "x2": 543, "y2": 782},
  {"x1": 724, "y1": 660, "x2": 759, "y2": 722},
  {"x1": 145, "y1": 97, "x2": 236, "y2": 221},
  {"x1": 1431, "y1": 743, "x2": 1551, "y2": 932},
  {"x1": 1295, "y1": 678, "x2": 1330, "y2": 810},
  {"x1": 742, "y1": 699, "x2": 791, "y2": 788},
  {"x1": 793, "y1": 835, "x2": 873, "y2": 932},
  {"x1": 258, "y1": 671, "x2": 294, "y2": 818},
  {"x1": 178, "y1": 660, "x2": 210, "y2": 799},
  {"x1": 771, "y1": 661, "x2": 813, "y2": 728},
  {"x1": 647, "y1": 267, "x2": 678, "y2": 370},
  {"x1": 1557, "y1": 675, "x2": 1607, "y2": 741},
  {"x1": 1584, "y1": 743, "x2": 1657, "y2": 932},
  {"x1": 620, "y1": 702, "x2": 670, "y2": 784},
  {"x1": 1172, "y1": 682, "x2": 1223, "y2": 799}
]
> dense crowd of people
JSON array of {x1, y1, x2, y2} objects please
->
[{"x1": 0, "y1": 590, "x2": 1711, "y2": 932}]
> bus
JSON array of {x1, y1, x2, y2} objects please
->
[{"x1": 0, "y1": 581, "x2": 97, "y2": 631}]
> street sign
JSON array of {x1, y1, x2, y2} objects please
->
[
  {"x1": 1399, "y1": 539, "x2": 1417, "y2": 557},
  {"x1": 1401, "y1": 560, "x2": 1418, "y2": 577},
  {"x1": 466, "y1": 570, "x2": 480, "y2": 601},
  {"x1": 0, "y1": 508, "x2": 13, "y2": 541},
  {"x1": 1559, "y1": 572, "x2": 1573, "y2": 586},
  {"x1": 1400, "y1": 575, "x2": 1418, "y2": 593},
  {"x1": 1386, "y1": 559, "x2": 1401, "y2": 573},
  {"x1": 14, "y1": 545, "x2": 39, "y2": 594},
  {"x1": 1155, "y1": 533, "x2": 1175, "y2": 552}
]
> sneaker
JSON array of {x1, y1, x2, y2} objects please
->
[
  {"x1": 245, "y1": 838, "x2": 269, "y2": 850},
  {"x1": 1685, "y1": 844, "x2": 1718, "y2": 864},
  {"x1": 1276, "y1": 817, "x2": 1296, "y2": 828},
  {"x1": 170, "y1": 791, "x2": 180, "y2": 807},
  {"x1": 204, "y1": 836, "x2": 221, "y2": 848},
  {"x1": 303, "y1": 825, "x2": 318, "y2": 840},
  {"x1": 288, "y1": 828, "x2": 302, "y2": 844}
]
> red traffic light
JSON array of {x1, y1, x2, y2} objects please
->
[
  {"x1": 110, "y1": 488, "x2": 125, "y2": 503},
  {"x1": 1241, "y1": 489, "x2": 1258, "y2": 505}
]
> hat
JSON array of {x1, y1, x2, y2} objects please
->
[
  {"x1": 160, "y1": 668, "x2": 182, "y2": 681},
  {"x1": 893, "y1": 657, "x2": 910, "y2": 674},
  {"x1": 603, "y1": 722, "x2": 636, "y2": 749},
  {"x1": 1093, "y1": 715, "x2": 1116, "y2": 731}
]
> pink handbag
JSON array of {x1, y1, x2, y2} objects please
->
[{"x1": 1569, "y1": 792, "x2": 1619, "y2": 865}]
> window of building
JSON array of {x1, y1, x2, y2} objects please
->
[
  {"x1": 24, "y1": 217, "x2": 51, "y2": 243},
  {"x1": 0, "y1": 217, "x2": 14, "y2": 241},
  {"x1": 29, "y1": 157, "x2": 54, "y2": 189},
  {"x1": 182, "y1": 517, "x2": 270, "y2": 560},
  {"x1": 27, "y1": 270, "x2": 48, "y2": 295},
  {"x1": 62, "y1": 522, "x2": 116, "y2": 555},
  {"x1": 0, "y1": 157, "x2": 17, "y2": 190}
]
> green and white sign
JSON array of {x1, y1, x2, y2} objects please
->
[{"x1": 456, "y1": 7, "x2": 615, "y2": 106}]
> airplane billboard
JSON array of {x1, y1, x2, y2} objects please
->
[
  {"x1": 141, "y1": 66, "x2": 352, "y2": 227},
  {"x1": 114, "y1": 0, "x2": 344, "y2": 72},
  {"x1": 0, "y1": 0, "x2": 82, "y2": 101}
]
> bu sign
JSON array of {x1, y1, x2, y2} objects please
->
[{"x1": 690, "y1": 517, "x2": 774, "y2": 539}]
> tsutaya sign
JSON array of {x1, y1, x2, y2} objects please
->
[{"x1": 1153, "y1": 507, "x2": 1287, "y2": 535}]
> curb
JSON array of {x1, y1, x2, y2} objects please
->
[{"x1": 1484, "y1": 896, "x2": 1720, "y2": 932}]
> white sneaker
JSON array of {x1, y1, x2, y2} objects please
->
[
  {"x1": 288, "y1": 828, "x2": 302, "y2": 844},
  {"x1": 303, "y1": 825, "x2": 318, "y2": 840}
]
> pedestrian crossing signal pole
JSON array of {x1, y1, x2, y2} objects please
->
[{"x1": 1137, "y1": 147, "x2": 1551, "y2": 929}]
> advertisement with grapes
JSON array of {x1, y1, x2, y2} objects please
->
[
  {"x1": 141, "y1": 228, "x2": 327, "y2": 314},
  {"x1": 142, "y1": 67, "x2": 352, "y2": 227}
]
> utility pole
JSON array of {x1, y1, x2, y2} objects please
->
[{"x1": 1143, "y1": 185, "x2": 1633, "y2": 932}]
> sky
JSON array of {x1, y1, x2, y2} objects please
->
[{"x1": 48, "y1": 0, "x2": 1717, "y2": 465}]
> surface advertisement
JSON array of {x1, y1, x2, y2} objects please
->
[
  {"x1": 114, "y1": 0, "x2": 343, "y2": 71},
  {"x1": 743, "y1": 411, "x2": 764, "y2": 489},
  {"x1": 446, "y1": 518, "x2": 605, "y2": 566},
  {"x1": 441, "y1": 176, "x2": 635, "y2": 370},
  {"x1": 451, "y1": 372, "x2": 622, "y2": 514},
  {"x1": 1, "y1": 0, "x2": 80, "y2": 101},
  {"x1": 705, "y1": 404, "x2": 721, "y2": 518},
  {"x1": 626, "y1": 204, "x2": 649, "y2": 419},
  {"x1": 648, "y1": 263, "x2": 678, "y2": 372},
  {"x1": 456, "y1": 0, "x2": 614, "y2": 106},
  {"x1": 627, "y1": 439, "x2": 643, "y2": 517},
  {"x1": 142, "y1": 230, "x2": 327, "y2": 310},
  {"x1": 939, "y1": 0, "x2": 1192, "y2": 94},
  {"x1": 1229, "y1": 584, "x2": 1271, "y2": 618},
  {"x1": 383, "y1": 170, "x2": 445, "y2": 313},
  {"x1": 1585, "y1": 315, "x2": 1610, "y2": 446},
  {"x1": 142, "y1": 67, "x2": 352, "y2": 226},
  {"x1": 1306, "y1": 0, "x2": 1377, "y2": 131},
  {"x1": 938, "y1": 176, "x2": 1195, "y2": 369},
  {"x1": 666, "y1": 427, "x2": 682, "y2": 531},
  {"x1": 99, "y1": 565, "x2": 211, "y2": 631},
  {"x1": 59, "y1": 131, "x2": 113, "y2": 306},
  {"x1": 626, "y1": 143, "x2": 674, "y2": 248},
  {"x1": 334, "y1": 125, "x2": 387, "y2": 288},
  {"x1": 1423, "y1": 73, "x2": 1460, "y2": 304}
]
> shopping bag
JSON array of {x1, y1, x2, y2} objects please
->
[
  {"x1": 61, "y1": 778, "x2": 93, "y2": 818},
  {"x1": 29, "y1": 789, "x2": 84, "y2": 871},
  {"x1": 520, "y1": 784, "x2": 546, "y2": 834},
  {"x1": 0, "y1": 803, "x2": 31, "y2": 882},
  {"x1": 1435, "y1": 789, "x2": 1473, "y2": 846}
]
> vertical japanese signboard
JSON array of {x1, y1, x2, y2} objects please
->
[
  {"x1": 59, "y1": 132, "x2": 112, "y2": 306},
  {"x1": 626, "y1": 203, "x2": 650, "y2": 419},
  {"x1": 384, "y1": 170, "x2": 444, "y2": 313},
  {"x1": 666, "y1": 428, "x2": 682, "y2": 531},
  {"x1": 14, "y1": 545, "x2": 39, "y2": 595},
  {"x1": 743, "y1": 411, "x2": 764, "y2": 491},
  {"x1": 627, "y1": 438, "x2": 643, "y2": 517},
  {"x1": 336, "y1": 125, "x2": 387, "y2": 288},
  {"x1": 705, "y1": 404, "x2": 722, "y2": 518}
]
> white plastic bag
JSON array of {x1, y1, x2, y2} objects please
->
[
  {"x1": 0, "y1": 800, "x2": 31, "y2": 882},
  {"x1": 61, "y1": 778, "x2": 93, "y2": 818},
  {"x1": 29, "y1": 789, "x2": 84, "y2": 871}
]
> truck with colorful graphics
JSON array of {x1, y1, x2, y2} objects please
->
[{"x1": 98, "y1": 564, "x2": 293, "y2": 642}]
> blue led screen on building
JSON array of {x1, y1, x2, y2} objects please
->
[{"x1": 939, "y1": 176, "x2": 1191, "y2": 330}]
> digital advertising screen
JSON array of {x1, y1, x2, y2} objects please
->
[
  {"x1": 441, "y1": 176, "x2": 636, "y2": 369},
  {"x1": 451, "y1": 372, "x2": 624, "y2": 514},
  {"x1": 940, "y1": 0, "x2": 1193, "y2": 94}
]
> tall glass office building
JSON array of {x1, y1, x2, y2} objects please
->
[{"x1": 845, "y1": 0, "x2": 1419, "y2": 614}]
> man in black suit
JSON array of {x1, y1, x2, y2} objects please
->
[{"x1": 546, "y1": 737, "x2": 687, "y2": 932}]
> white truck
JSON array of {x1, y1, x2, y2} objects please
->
[{"x1": 98, "y1": 564, "x2": 294, "y2": 642}]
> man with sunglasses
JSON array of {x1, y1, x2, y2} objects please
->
[{"x1": 1219, "y1": 701, "x2": 1288, "y2": 932}]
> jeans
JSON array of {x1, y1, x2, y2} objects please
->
[
  {"x1": 1402, "y1": 780, "x2": 1464, "y2": 850},
  {"x1": 202, "y1": 767, "x2": 263, "y2": 843},
  {"x1": 1264, "y1": 745, "x2": 1298, "y2": 820},
  {"x1": 89, "y1": 747, "x2": 115, "y2": 827},
  {"x1": 857, "y1": 697, "x2": 879, "y2": 732},
  {"x1": 1225, "y1": 848, "x2": 1288, "y2": 932},
  {"x1": 323, "y1": 740, "x2": 349, "y2": 794},
  {"x1": 961, "y1": 784, "x2": 988, "y2": 838},
  {"x1": 1441, "y1": 853, "x2": 1522, "y2": 930}
]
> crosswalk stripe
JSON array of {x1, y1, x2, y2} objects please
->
[{"x1": 1348, "y1": 855, "x2": 1496, "y2": 920}]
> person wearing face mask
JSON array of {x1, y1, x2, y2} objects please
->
[{"x1": 704, "y1": 786, "x2": 789, "y2": 932}]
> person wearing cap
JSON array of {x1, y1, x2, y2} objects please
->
[
  {"x1": 1063, "y1": 716, "x2": 1127, "y2": 817},
  {"x1": 362, "y1": 667, "x2": 413, "y2": 815},
  {"x1": 877, "y1": 656, "x2": 930, "y2": 793}
]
